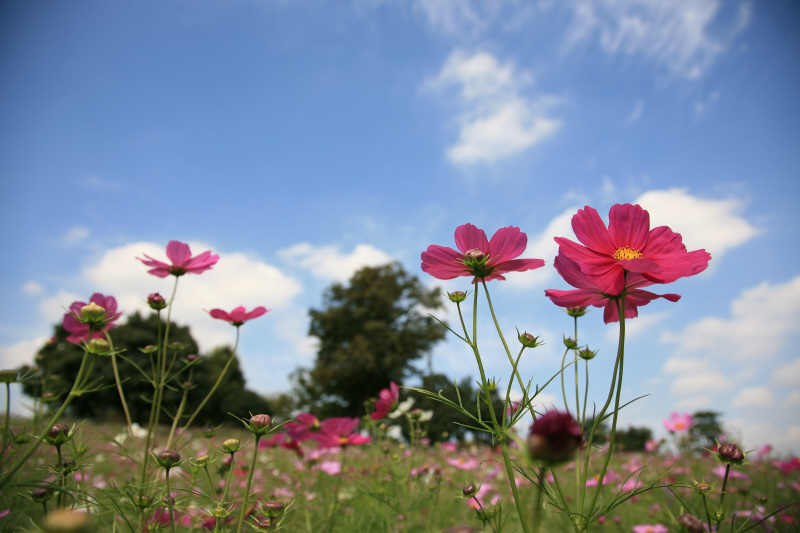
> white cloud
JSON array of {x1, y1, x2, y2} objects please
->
[
  {"x1": 0, "y1": 337, "x2": 48, "y2": 368},
  {"x1": 661, "y1": 276, "x2": 800, "y2": 362},
  {"x1": 675, "y1": 395, "x2": 712, "y2": 410},
  {"x1": 726, "y1": 418, "x2": 800, "y2": 452},
  {"x1": 412, "y1": 0, "x2": 542, "y2": 38},
  {"x1": 22, "y1": 281, "x2": 43, "y2": 296},
  {"x1": 563, "y1": 0, "x2": 750, "y2": 79},
  {"x1": 604, "y1": 311, "x2": 669, "y2": 342},
  {"x1": 626, "y1": 100, "x2": 644, "y2": 124},
  {"x1": 39, "y1": 290, "x2": 81, "y2": 323},
  {"x1": 426, "y1": 50, "x2": 562, "y2": 165},
  {"x1": 634, "y1": 188, "x2": 759, "y2": 263},
  {"x1": 81, "y1": 242, "x2": 302, "y2": 351},
  {"x1": 732, "y1": 386, "x2": 773, "y2": 408},
  {"x1": 278, "y1": 242, "x2": 393, "y2": 282},
  {"x1": 414, "y1": 0, "x2": 485, "y2": 36},
  {"x1": 271, "y1": 307, "x2": 318, "y2": 360},
  {"x1": 504, "y1": 207, "x2": 576, "y2": 289},
  {"x1": 63, "y1": 226, "x2": 89, "y2": 245},
  {"x1": 694, "y1": 90, "x2": 720, "y2": 116},
  {"x1": 669, "y1": 371, "x2": 733, "y2": 394},
  {"x1": 785, "y1": 391, "x2": 800, "y2": 407},
  {"x1": 772, "y1": 358, "x2": 800, "y2": 387}
]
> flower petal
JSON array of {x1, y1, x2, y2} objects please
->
[
  {"x1": 245, "y1": 306, "x2": 268, "y2": 320},
  {"x1": 608, "y1": 203, "x2": 650, "y2": 250},
  {"x1": 488, "y1": 226, "x2": 527, "y2": 263},
  {"x1": 571, "y1": 206, "x2": 616, "y2": 254},
  {"x1": 545, "y1": 289, "x2": 607, "y2": 308},
  {"x1": 421, "y1": 245, "x2": 469, "y2": 280},
  {"x1": 491, "y1": 258, "x2": 545, "y2": 276},
  {"x1": 166, "y1": 241, "x2": 192, "y2": 267},
  {"x1": 209, "y1": 309, "x2": 231, "y2": 321},
  {"x1": 454, "y1": 224, "x2": 489, "y2": 254}
]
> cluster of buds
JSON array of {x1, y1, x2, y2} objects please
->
[
  {"x1": 527, "y1": 410, "x2": 584, "y2": 466},
  {"x1": 717, "y1": 443, "x2": 745, "y2": 465},
  {"x1": 147, "y1": 292, "x2": 167, "y2": 311}
]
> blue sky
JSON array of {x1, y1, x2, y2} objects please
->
[{"x1": 2, "y1": 0, "x2": 799, "y2": 451}]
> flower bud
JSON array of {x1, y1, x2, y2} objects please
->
[
  {"x1": 0, "y1": 369, "x2": 18, "y2": 384},
  {"x1": 448, "y1": 291, "x2": 467, "y2": 303},
  {"x1": 43, "y1": 508, "x2": 94, "y2": 533},
  {"x1": 717, "y1": 443, "x2": 745, "y2": 465},
  {"x1": 249, "y1": 414, "x2": 272, "y2": 435},
  {"x1": 147, "y1": 292, "x2": 167, "y2": 311},
  {"x1": 31, "y1": 486, "x2": 53, "y2": 503},
  {"x1": 212, "y1": 505, "x2": 231, "y2": 519},
  {"x1": 45, "y1": 424, "x2": 71, "y2": 446},
  {"x1": 566, "y1": 307, "x2": 587, "y2": 317},
  {"x1": 139, "y1": 345, "x2": 158, "y2": 354},
  {"x1": 41, "y1": 391, "x2": 60, "y2": 404},
  {"x1": 677, "y1": 514, "x2": 704, "y2": 533},
  {"x1": 527, "y1": 410, "x2": 583, "y2": 466},
  {"x1": 462, "y1": 249, "x2": 492, "y2": 278},
  {"x1": 186, "y1": 354, "x2": 198, "y2": 362},
  {"x1": 578, "y1": 348, "x2": 597, "y2": 360},
  {"x1": 79, "y1": 302, "x2": 106, "y2": 325},
  {"x1": 194, "y1": 453, "x2": 210, "y2": 467},
  {"x1": 156, "y1": 449, "x2": 181, "y2": 470},
  {"x1": 563, "y1": 336, "x2": 578, "y2": 350},
  {"x1": 693, "y1": 481, "x2": 711, "y2": 492},
  {"x1": 86, "y1": 338, "x2": 110, "y2": 355},
  {"x1": 262, "y1": 501, "x2": 286, "y2": 518},
  {"x1": 222, "y1": 438, "x2": 240, "y2": 453},
  {"x1": 518, "y1": 332, "x2": 542, "y2": 348},
  {"x1": 462, "y1": 483, "x2": 477, "y2": 497}
]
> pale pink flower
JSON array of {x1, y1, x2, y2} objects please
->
[
  {"x1": 447, "y1": 457, "x2": 479, "y2": 470},
  {"x1": 632, "y1": 525, "x2": 668, "y2": 533},
  {"x1": 137, "y1": 240, "x2": 219, "y2": 278},
  {"x1": 712, "y1": 465, "x2": 749, "y2": 480},
  {"x1": 663, "y1": 412, "x2": 693, "y2": 433},
  {"x1": 314, "y1": 460, "x2": 341, "y2": 476}
]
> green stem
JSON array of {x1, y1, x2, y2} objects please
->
[
  {"x1": 573, "y1": 316, "x2": 580, "y2": 420},
  {"x1": 532, "y1": 467, "x2": 546, "y2": 533},
  {"x1": 586, "y1": 296, "x2": 626, "y2": 519},
  {"x1": 139, "y1": 309, "x2": 163, "y2": 503},
  {"x1": 203, "y1": 466, "x2": 216, "y2": 499},
  {"x1": 717, "y1": 463, "x2": 731, "y2": 527},
  {"x1": 1, "y1": 382, "x2": 10, "y2": 460},
  {"x1": 581, "y1": 359, "x2": 589, "y2": 427},
  {"x1": 469, "y1": 287, "x2": 487, "y2": 386},
  {"x1": 0, "y1": 346, "x2": 91, "y2": 490},
  {"x1": 560, "y1": 347, "x2": 570, "y2": 414},
  {"x1": 222, "y1": 452, "x2": 236, "y2": 505},
  {"x1": 236, "y1": 436, "x2": 261, "y2": 533},
  {"x1": 481, "y1": 280, "x2": 527, "y2": 398},
  {"x1": 105, "y1": 332, "x2": 133, "y2": 435},
  {"x1": 152, "y1": 277, "x2": 180, "y2": 434},
  {"x1": 56, "y1": 444, "x2": 64, "y2": 507},
  {"x1": 182, "y1": 326, "x2": 240, "y2": 430},
  {"x1": 165, "y1": 468, "x2": 176, "y2": 533},
  {"x1": 165, "y1": 367, "x2": 192, "y2": 450},
  {"x1": 456, "y1": 301, "x2": 472, "y2": 344}
]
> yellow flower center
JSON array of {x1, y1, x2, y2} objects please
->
[{"x1": 613, "y1": 247, "x2": 642, "y2": 261}]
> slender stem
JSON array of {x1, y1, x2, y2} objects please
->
[
  {"x1": 481, "y1": 280, "x2": 527, "y2": 397},
  {"x1": 582, "y1": 359, "x2": 589, "y2": 426},
  {"x1": 203, "y1": 466, "x2": 216, "y2": 498},
  {"x1": 105, "y1": 332, "x2": 133, "y2": 434},
  {"x1": 236, "y1": 435, "x2": 261, "y2": 533},
  {"x1": 702, "y1": 492, "x2": 713, "y2": 532},
  {"x1": 573, "y1": 316, "x2": 580, "y2": 419},
  {"x1": 165, "y1": 468, "x2": 176, "y2": 533},
  {"x1": 586, "y1": 296, "x2": 626, "y2": 518},
  {"x1": 560, "y1": 347, "x2": 570, "y2": 414},
  {"x1": 56, "y1": 444, "x2": 64, "y2": 507},
  {"x1": 0, "y1": 346, "x2": 91, "y2": 490},
  {"x1": 182, "y1": 326, "x2": 240, "y2": 430},
  {"x1": 532, "y1": 467, "x2": 546, "y2": 533},
  {"x1": 139, "y1": 309, "x2": 163, "y2": 502},
  {"x1": 1, "y1": 382, "x2": 10, "y2": 460},
  {"x1": 152, "y1": 277, "x2": 180, "y2": 433},
  {"x1": 717, "y1": 464, "x2": 731, "y2": 527},
  {"x1": 456, "y1": 301, "x2": 472, "y2": 344}
]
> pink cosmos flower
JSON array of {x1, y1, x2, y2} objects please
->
[
  {"x1": 421, "y1": 223, "x2": 545, "y2": 282},
  {"x1": 137, "y1": 240, "x2": 219, "y2": 278},
  {"x1": 712, "y1": 465, "x2": 749, "y2": 480},
  {"x1": 553, "y1": 204, "x2": 710, "y2": 295},
  {"x1": 285, "y1": 413, "x2": 321, "y2": 443},
  {"x1": 208, "y1": 306, "x2": 268, "y2": 326},
  {"x1": 545, "y1": 254, "x2": 681, "y2": 323},
  {"x1": 756, "y1": 444, "x2": 772, "y2": 459},
  {"x1": 313, "y1": 417, "x2": 371, "y2": 448},
  {"x1": 645, "y1": 439, "x2": 660, "y2": 453},
  {"x1": 371, "y1": 382, "x2": 399, "y2": 420},
  {"x1": 62, "y1": 293, "x2": 122, "y2": 343},
  {"x1": 663, "y1": 412, "x2": 693, "y2": 433},
  {"x1": 632, "y1": 524, "x2": 668, "y2": 533},
  {"x1": 446, "y1": 457, "x2": 479, "y2": 470},
  {"x1": 314, "y1": 460, "x2": 342, "y2": 476},
  {"x1": 466, "y1": 483, "x2": 500, "y2": 510}
]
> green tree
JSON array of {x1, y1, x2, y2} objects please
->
[
  {"x1": 616, "y1": 425, "x2": 653, "y2": 452},
  {"x1": 293, "y1": 262, "x2": 445, "y2": 417},
  {"x1": 689, "y1": 410, "x2": 723, "y2": 451},
  {"x1": 23, "y1": 312, "x2": 291, "y2": 425}
]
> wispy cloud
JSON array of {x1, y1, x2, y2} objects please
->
[
  {"x1": 278, "y1": 242, "x2": 394, "y2": 282},
  {"x1": 22, "y1": 281, "x2": 43, "y2": 296},
  {"x1": 62, "y1": 226, "x2": 90, "y2": 246},
  {"x1": 425, "y1": 50, "x2": 562, "y2": 166},
  {"x1": 626, "y1": 100, "x2": 644, "y2": 124},
  {"x1": 562, "y1": 0, "x2": 751, "y2": 79}
]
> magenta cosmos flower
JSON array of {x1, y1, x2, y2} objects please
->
[
  {"x1": 314, "y1": 417, "x2": 371, "y2": 448},
  {"x1": 371, "y1": 382, "x2": 399, "y2": 421},
  {"x1": 554, "y1": 204, "x2": 710, "y2": 295},
  {"x1": 421, "y1": 223, "x2": 545, "y2": 282},
  {"x1": 285, "y1": 413, "x2": 320, "y2": 442},
  {"x1": 62, "y1": 293, "x2": 122, "y2": 344},
  {"x1": 137, "y1": 240, "x2": 219, "y2": 278},
  {"x1": 208, "y1": 306, "x2": 268, "y2": 326},
  {"x1": 545, "y1": 255, "x2": 680, "y2": 323},
  {"x1": 527, "y1": 409, "x2": 584, "y2": 465}
]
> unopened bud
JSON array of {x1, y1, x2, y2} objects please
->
[
  {"x1": 578, "y1": 348, "x2": 596, "y2": 360},
  {"x1": 693, "y1": 481, "x2": 711, "y2": 492},
  {"x1": 677, "y1": 514, "x2": 704, "y2": 532},
  {"x1": 250, "y1": 414, "x2": 272, "y2": 433},
  {"x1": 146, "y1": 293, "x2": 167, "y2": 311},
  {"x1": 86, "y1": 338, "x2": 110, "y2": 355},
  {"x1": 45, "y1": 424, "x2": 71, "y2": 446},
  {"x1": 462, "y1": 483, "x2": 477, "y2": 497},
  {"x1": 156, "y1": 449, "x2": 181, "y2": 469},
  {"x1": 448, "y1": 291, "x2": 467, "y2": 303},
  {"x1": 79, "y1": 302, "x2": 106, "y2": 325},
  {"x1": 139, "y1": 345, "x2": 158, "y2": 354},
  {"x1": 566, "y1": 307, "x2": 587, "y2": 317},
  {"x1": 563, "y1": 336, "x2": 578, "y2": 350},
  {"x1": 186, "y1": 354, "x2": 198, "y2": 362},
  {"x1": 262, "y1": 501, "x2": 286, "y2": 518},
  {"x1": 527, "y1": 410, "x2": 583, "y2": 466},
  {"x1": 518, "y1": 332, "x2": 542, "y2": 348},
  {"x1": 222, "y1": 438, "x2": 240, "y2": 453},
  {"x1": 195, "y1": 453, "x2": 209, "y2": 467},
  {"x1": 717, "y1": 443, "x2": 745, "y2": 465},
  {"x1": 41, "y1": 391, "x2": 60, "y2": 404}
]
